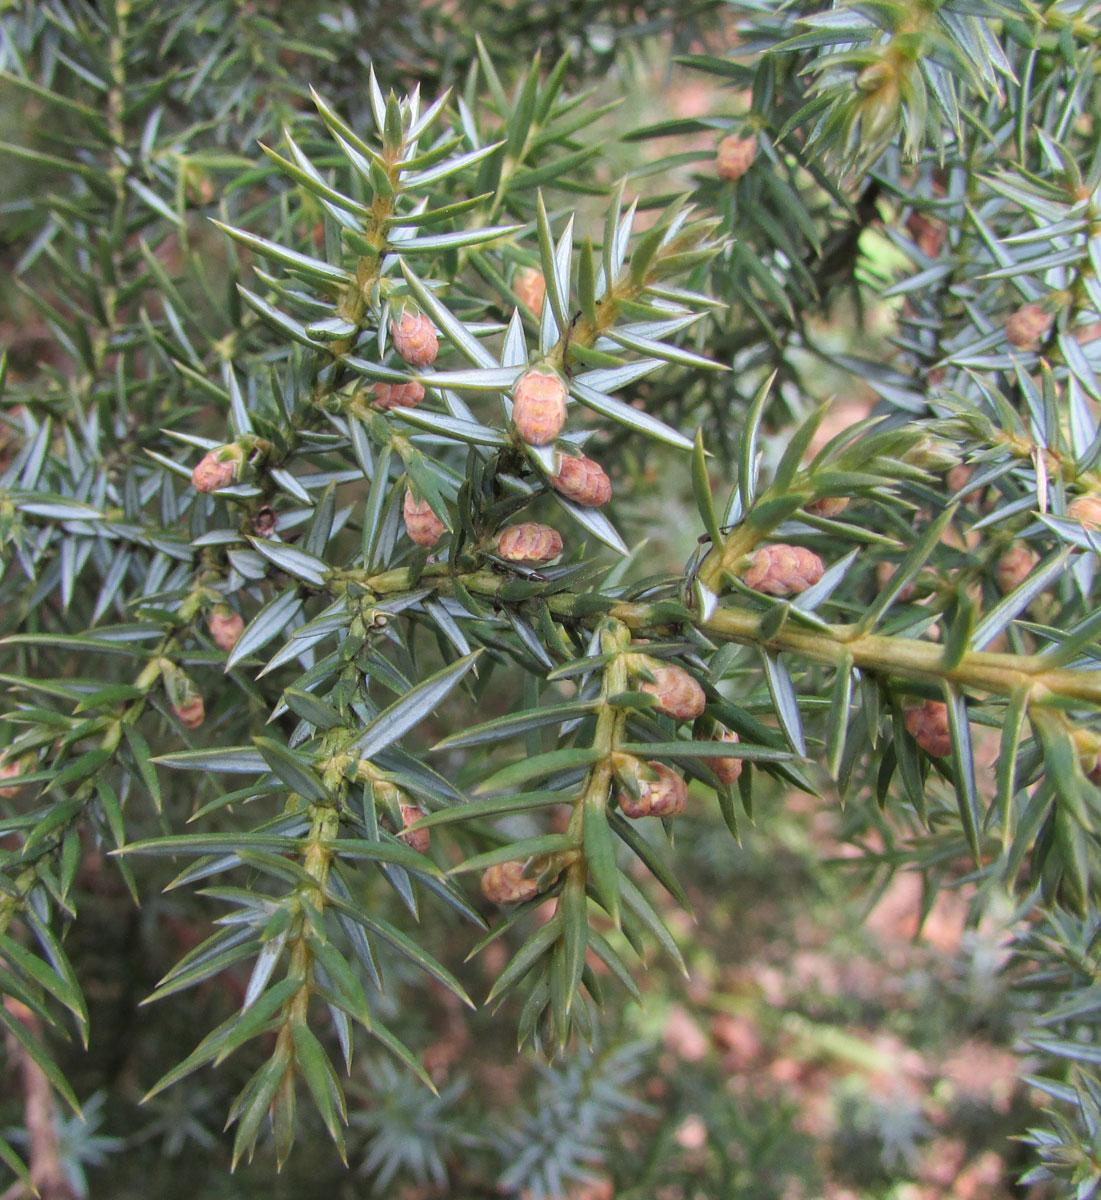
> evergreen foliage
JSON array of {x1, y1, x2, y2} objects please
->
[{"x1": 0, "y1": 0, "x2": 1100, "y2": 1192}]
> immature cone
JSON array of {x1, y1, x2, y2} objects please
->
[
  {"x1": 638, "y1": 663, "x2": 706, "y2": 721},
  {"x1": 512, "y1": 369, "x2": 567, "y2": 446},
  {"x1": 877, "y1": 561, "x2": 917, "y2": 603},
  {"x1": 715, "y1": 133, "x2": 757, "y2": 181},
  {"x1": 0, "y1": 759, "x2": 23, "y2": 799},
  {"x1": 481, "y1": 860, "x2": 541, "y2": 905},
  {"x1": 398, "y1": 804, "x2": 430, "y2": 855},
  {"x1": 390, "y1": 311, "x2": 439, "y2": 367},
  {"x1": 372, "y1": 380, "x2": 425, "y2": 411},
  {"x1": 742, "y1": 544, "x2": 824, "y2": 597},
  {"x1": 947, "y1": 464, "x2": 982, "y2": 504},
  {"x1": 496, "y1": 522, "x2": 563, "y2": 565},
  {"x1": 173, "y1": 693, "x2": 205, "y2": 730},
  {"x1": 551, "y1": 455, "x2": 611, "y2": 507},
  {"x1": 191, "y1": 445, "x2": 242, "y2": 493},
  {"x1": 904, "y1": 700, "x2": 951, "y2": 758},
  {"x1": 514, "y1": 268, "x2": 546, "y2": 317},
  {"x1": 1069, "y1": 494, "x2": 1101, "y2": 529},
  {"x1": 996, "y1": 544, "x2": 1038, "y2": 594},
  {"x1": 207, "y1": 604, "x2": 244, "y2": 652},
  {"x1": 619, "y1": 762, "x2": 687, "y2": 819},
  {"x1": 806, "y1": 496, "x2": 849, "y2": 518},
  {"x1": 1006, "y1": 303, "x2": 1052, "y2": 350},
  {"x1": 711, "y1": 731, "x2": 743, "y2": 786},
  {"x1": 403, "y1": 490, "x2": 445, "y2": 548}
]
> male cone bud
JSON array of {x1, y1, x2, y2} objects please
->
[
  {"x1": 481, "y1": 860, "x2": 542, "y2": 905},
  {"x1": 1006, "y1": 303, "x2": 1052, "y2": 350},
  {"x1": 173, "y1": 692, "x2": 205, "y2": 730},
  {"x1": 512, "y1": 369, "x2": 567, "y2": 446},
  {"x1": 806, "y1": 496, "x2": 849, "y2": 518},
  {"x1": 514, "y1": 268, "x2": 546, "y2": 318},
  {"x1": 1069, "y1": 494, "x2": 1101, "y2": 529},
  {"x1": 904, "y1": 700, "x2": 951, "y2": 758},
  {"x1": 390, "y1": 311, "x2": 438, "y2": 367},
  {"x1": 208, "y1": 604, "x2": 245, "y2": 652},
  {"x1": 0, "y1": 758, "x2": 24, "y2": 799},
  {"x1": 711, "y1": 730, "x2": 742, "y2": 786},
  {"x1": 996, "y1": 544, "x2": 1038, "y2": 594},
  {"x1": 636, "y1": 661, "x2": 706, "y2": 721},
  {"x1": 716, "y1": 133, "x2": 757, "y2": 181},
  {"x1": 618, "y1": 761, "x2": 687, "y2": 819},
  {"x1": 496, "y1": 522, "x2": 563, "y2": 565},
  {"x1": 743, "y1": 544, "x2": 824, "y2": 596},
  {"x1": 191, "y1": 443, "x2": 244, "y2": 493},
  {"x1": 403, "y1": 490, "x2": 445, "y2": 547},
  {"x1": 551, "y1": 455, "x2": 611, "y2": 507},
  {"x1": 398, "y1": 804, "x2": 430, "y2": 855},
  {"x1": 372, "y1": 380, "x2": 425, "y2": 411}
]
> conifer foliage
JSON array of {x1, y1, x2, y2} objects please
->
[{"x1": 0, "y1": 0, "x2": 1100, "y2": 1193}]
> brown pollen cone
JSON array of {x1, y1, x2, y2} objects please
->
[
  {"x1": 514, "y1": 268, "x2": 546, "y2": 318},
  {"x1": 513, "y1": 369, "x2": 567, "y2": 446},
  {"x1": 403, "y1": 490, "x2": 445, "y2": 547},
  {"x1": 806, "y1": 496, "x2": 849, "y2": 518},
  {"x1": 1005, "y1": 303, "x2": 1052, "y2": 350},
  {"x1": 711, "y1": 730, "x2": 743, "y2": 786},
  {"x1": 996, "y1": 544, "x2": 1038, "y2": 594},
  {"x1": 372, "y1": 380, "x2": 425, "y2": 411},
  {"x1": 173, "y1": 694, "x2": 206, "y2": 730},
  {"x1": 496, "y1": 522, "x2": 563, "y2": 565},
  {"x1": 481, "y1": 861, "x2": 541, "y2": 905},
  {"x1": 619, "y1": 761, "x2": 687, "y2": 819},
  {"x1": 191, "y1": 449, "x2": 239, "y2": 493},
  {"x1": 904, "y1": 700, "x2": 951, "y2": 758},
  {"x1": 390, "y1": 311, "x2": 439, "y2": 367},
  {"x1": 0, "y1": 760, "x2": 24, "y2": 799},
  {"x1": 398, "y1": 804, "x2": 430, "y2": 855},
  {"x1": 1068, "y1": 494, "x2": 1101, "y2": 529},
  {"x1": 551, "y1": 455, "x2": 611, "y2": 507},
  {"x1": 716, "y1": 134, "x2": 758, "y2": 181},
  {"x1": 639, "y1": 663, "x2": 706, "y2": 721},
  {"x1": 743, "y1": 544, "x2": 824, "y2": 596},
  {"x1": 208, "y1": 605, "x2": 245, "y2": 652}
]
